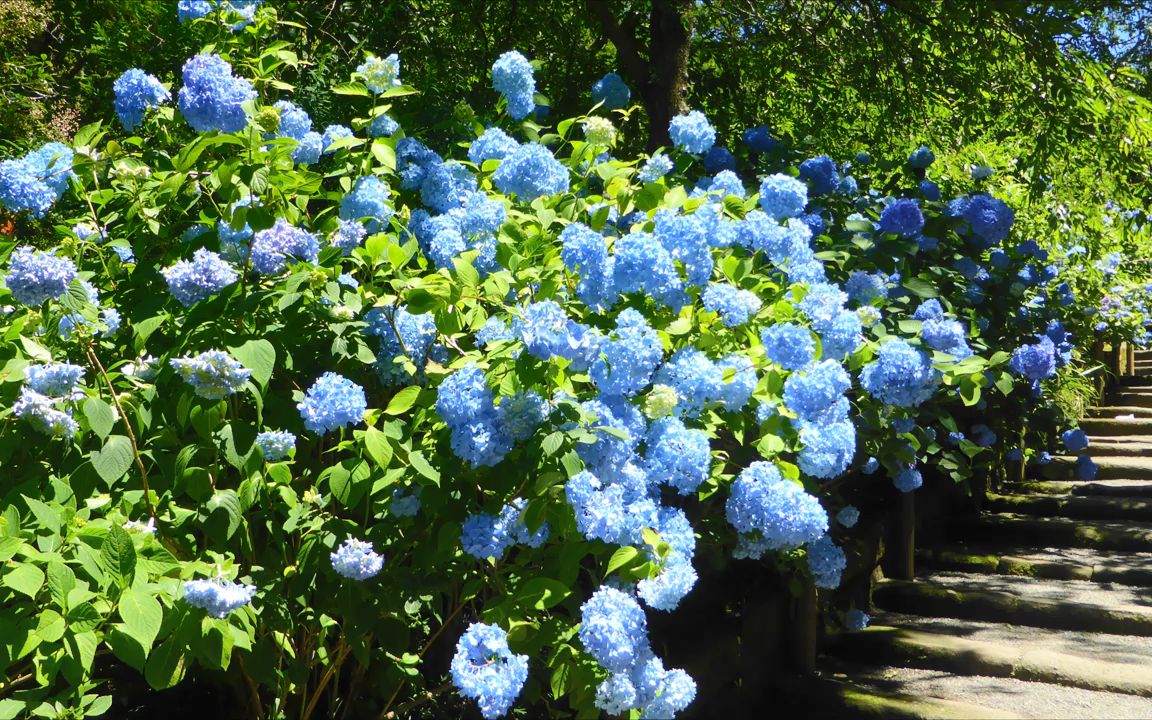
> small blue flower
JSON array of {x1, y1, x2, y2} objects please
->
[
  {"x1": 637, "y1": 154, "x2": 674, "y2": 183},
  {"x1": 5, "y1": 247, "x2": 76, "y2": 306},
  {"x1": 255, "y1": 430, "x2": 295, "y2": 460},
  {"x1": 469, "y1": 127, "x2": 520, "y2": 165},
  {"x1": 591, "y1": 72, "x2": 631, "y2": 110},
  {"x1": 170, "y1": 350, "x2": 252, "y2": 399},
  {"x1": 758, "y1": 174, "x2": 808, "y2": 220},
  {"x1": 491, "y1": 51, "x2": 535, "y2": 120},
  {"x1": 250, "y1": 218, "x2": 320, "y2": 274},
  {"x1": 807, "y1": 534, "x2": 846, "y2": 588},
  {"x1": 703, "y1": 283, "x2": 762, "y2": 327},
  {"x1": 162, "y1": 249, "x2": 237, "y2": 306},
  {"x1": 908, "y1": 146, "x2": 935, "y2": 169},
  {"x1": 297, "y1": 373, "x2": 367, "y2": 434},
  {"x1": 113, "y1": 69, "x2": 171, "y2": 131},
  {"x1": 182, "y1": 578, "x2": 256, "y2": 618},
  {"x1": 330, "y1": 538, "x2": 384, "y2": 580},
  {"x1": 492, "y1": 144, "x2": 569, "y2": 201}
]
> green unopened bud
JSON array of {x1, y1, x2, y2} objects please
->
[
  {"x1": 308, "y1": 270, "x2": 328, "y2": 288},
  {"x1": 255, "y1": 106, "x2": 281, "y2": 134},
  {"x1": 329, "y1": 304, "x2": 355, "y2": 321},
  {"x1": 857, "y1": 305, "x2": 882, "y2": 327},
  {"x1": 583, "y1": 117, "x2": 617, "y2": 147},
  {"x1": 644, "y1": 384, "x2": 679, "y2": 419}
]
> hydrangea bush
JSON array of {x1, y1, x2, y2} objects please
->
[{"x1": 0, "y1": 2, "x2": 1129, "y2": 717}]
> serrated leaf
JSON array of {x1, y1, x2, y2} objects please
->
[
  {"x1": 408, "y1": 451, "x2": 440, "y2": 484},
  {"x1": 206, "y1": 491, "x2": 243, "y2": 540},
  {"x1": 605, "y1": 546, "x2": 642, "y2": 577},
  {"x1": 67, "y1": 602, "x2": 102, "y2": 633},
  {"x1": 119, "y1": 589, "x2": 163, "y2": 651},
  {"x1": 333, "y1": 81, "x2": 370, "y2": 96},
  {"x1": 99, "y1": 526, "x2": 136, "y2": 588},
  {"x1": 541, "y1": 431, "x2": 564, "y2": 456},
  {"x1": 3, "y1": 563, "x2": 44, "y2": 598},
  {"x1": 516, "y1": 577, "x2": 570, "y2": 610},
  {"x1": 145, "y1": 635, "x2": 187, "y2": 689},
  {"x1": 47, "y1": 561, "x2": 76, "y2": 609},
  {"x1": 92, "y1": 435, "x2": 134, "y2": 484},
  {"x1": 83, "y1": 397, "x2": 117, "y2": 439},
  {"x1": 228, "y1": 339, "x2": 276, "y2": 385},
  {"x1": 385, "y1": 386, "x2": 421, "y2": 415},
  {"x1": 363, "y1": 426, "x2": 394, "y2": 469}
]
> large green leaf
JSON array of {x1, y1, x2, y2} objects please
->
[
  {"x1": 92, "y1": 435, "x2": 134, "y2": 484},
  {"x1": 2, "y1": 563, "x2": 44, "y2": 598},
  {"x1": 99, "y1": 526, "x2": 136, "y2": 588},
  {"x1": 83, "y1": 397, "x2": 117, "y2": 439},
  {"x1": 228, "y1": 338, "x2": 276, "y2": 385},
  {"x1": 119, "y1": 589, "x2": 163, "y2": 651}
]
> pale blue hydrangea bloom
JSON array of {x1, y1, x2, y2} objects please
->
[
  {"x1": 612, "y1": 231, "x2": 688, "y2": 310},
  {"x1": 0, "y1": 142, "x2": 75, "y2": 217},
  {"x1": 807, "y1": 534, "x2": 846, "y2": 588},
  {"x1": 580, "y1": 585, "x2": 649, "y2": 673},
  {"x1": 637, "y1": 154, "x2": 674, "y2": 183},
  {"x1": 177, "y1": 54, "x2": 255, "y2": 133},
  {"x1": 162, "y1": 249, "x2": 238, "y2": 306},
  {"x1": 182, "y1": 578, "x2": 256, "y2": 618},
  {"x1": 652, "y1": 348, "x2": 722, "y2": 417},
  {"x1": 637, "y1": 557, "x2": 698, "y2": 612},
  {"x1": 250, "y1": 218, "x2": 320, "y2": 274},
  {"x1": 365, "y1": 305, "x2": 438, "y2": 384},
  {"x1": 5, "y1": 247, "x2": 76, "y2": 305},
  {"x1": 592, "y1": 72, "x2": 631, "y2": 110},
  {"x1": 590, "y1": 309, "x2": 663, "y2": 398},
  {"x1": 450, "y1": 623, "x2": 529, "y2": 720},
  {"x1": 113, "y1": 69, "x2": 171, "y2": 130},
  {"x1": 758, "y1": 173, "x2": 808, "y2": 220},
  {"x1": 330, "y1": 538, "x2": 384, "y2": 580},
  {"x1": 560, "y1": 222, "x2": 616, "y2": 309},
  {"x1": 644, "y1": 417, "x2": 711, "y2": 495},
  {"x1": 357, "y1": 53, "x2": 401, "y2": 93},
  {"x1": 368, "y1": 114, "x2": 399, "y2": 138},
  {"x1": 468, "y1": 127, "x2": 520, "y2": 164},
  {"x1": 491, "y1": 50, "x2": 536, "y2": 120},
  {"x1": 420, "y1": 161, "x2": 478, "y2": 213},
  {"x1": 339, "y1": 176, "x2": 393, "y2": 232},
  {"x1": 797, "y1": 419, "x2": 856, "y2": 480},
  {"x1": 668, "y1": 111, "x2": 716, "y2": 154},
  {"x1": 320, "y1": 124, "x2": 353, "y2": 153},
  {"x1": 836, "y1": 505, "x2": 860, "y2": 528},
  {"x1": 171, "y1": 350, "x2": 252, "y2": 399},
  {"x1": 461, "y1": 501, "x2": 548, "y2": 559},
  {"x1": 25, "y1": 363, "x2": 84, "y2": 398},
  {"x1": 726, "y1": 462, "x2": 828, "y2": 554},
  {"x1": 255, "y1": 430, "x2": 295, "y2": 460},
  {"x1": 328, "y1": 219, "x2": 368, "y2": 255},
  {"x1": 703, "y1": 283, "x2": 762, "y2": 327},
  {"x1": 476, "y1": 316, "x2": 514, "y2": 346},
  {"x1": 716, "y1": 354, "x2": 757, "y2": 411},
  {"x1": 783, "y1": 360, "x2": 851, "y2": 423},
  {"x1": 761, "y1": 323, "x2": 815, "y2": 371},
  {"x1": 297, "y1": 372, "x2": 367, "y2": 434},
  {"x1": 492, "y1": 144, "x2": 569, "y2": 201},
  {"x1": 860, "y1": 339, "x2": 939, "y2": 407},
  {"x1": 13, "y1": 388, "x2": 79, "y2": 437},
  {"x1": 177, "y1": 0, "x2": 214, "y2": 21}
]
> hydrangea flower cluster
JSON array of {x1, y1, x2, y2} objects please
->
[
  {"x1": 0, "y1": 143, "x2": 75, "y2": 217},
  {"x1": 668, "y1": 111, "x2": 716, "y2": 154},
  {"x1": 5, "y1": 247, "x2": 77, "y2": 306},
  {"x1": 1062, "y1": 428, "x2": 1089, "y2": 453},
  {"x1": 451, "y1": 623, "x2": 529, "y2": 720},
  {"x1": 357, "y1": 53, "x2": 401, "y2": 93},
  {"x1": 798, "y1": 155, "x2": 840, "y2": 195},
  {"x1": 469, "y1": 127, "x2": 520, "y2": 165},
  {"x1": 702, "y1": 283, "x2": 762, "y2": 327},
  {"x1": 638, "y1": 154, "x2": 674, "y2": 183},
  {"x1": 113, "y1": 69, "x2": 171, "y2": 130},
  {"x1": 339, "y1": 176, "x2": 393, "y2": 233},
  {"x1": 491, "y1": 51, "x2": 535, "y2": 120},
  {"x1": 437, "y1": 364, "x2": 545, "y2": 467},
  {"x1": 250, "y1": 218, "x2": 320, "y2": 274},
  {"x1": 269, "y1": 100, "x2": 322, "y2": 164},
  {"x1": 878, "y1": 199, "x2": 925, "y2": 237},
  {"x1": 726, "y1": 462, "x2": 828, "y2": 558},
  {"x1": 162, "y1": 249, "x2": 238, "y2": 306},
  {"x1": 365, "y1": 304, "x2": 439, "y2": 383},
  {"x1": 807, "y1": 534, "x2": 847, "y2": 589},
  {"x1": 914, "y1": 300, "x2": 972, "y2": 358},
  {"x1": 1009, "y1": 336, "x2": 1057, "y2": 381},
  {"x1": 461, "y1": 500, "x2": 548, "y2": 559},
  {"x1": 492, "y1": 143, "x2": 569, "y2": 201},
  {"x1": 255, "y1": 430, "x2": 295, "y2": 460},
  {"x1": 591, "y1": 72, "x2": 631, "y2": 110},
  {"x1": 26, "y1": 363, "x2": 85, "y2": 399},
  {"x1": 761, "y1": 324, "x2": 815, "y2": 371},
  {"x1": 182, "y1": 578, "x2": 256, "y2": 618},
  {"x1": 860, "y1": 339, "x2": 939, "y2": 407},
  {"x1": 330, "y1": 538, "x2": 384, "y2": 580},
  {"x1": 177, "y1": 54, "x2": 256, "y2": 133},
  {"x1": 590, "y1": 309, "x2": 664, "y2": 397},
  {"x1": 297, "y1": 373, "x2": 367, "y2": 435},
  {"x1": 171, "y1": 350, "x2": 252, "y2": 399}
]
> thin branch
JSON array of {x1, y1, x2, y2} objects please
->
[
  {"x1": 301, "y1": 640, "x2": 352, "y2": 720},
  {"x1": 380, "y1": 683, "x2": 452, "y2": 720}
]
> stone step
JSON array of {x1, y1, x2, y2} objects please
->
[
  {"x1": 985, "y1": 492, "x2": 1152, "y2": 521},
  {"x1": 1079, "y1": 417, "x2": 1152, "y2": 436},
  {"x1": 951, "y1": 513, "x2": 1152, "y2": 551},
  {"x1": 873, "y1": 573, "x2": 1152, "y2": 635},
  {"x1": 1088, "y1": 406, "x2": 1152, "y2": 418},
  {"x1": 829, "y1": 665, "x2": 1152, "y2": 719},
  {"x1": 1034, "y1": 456, "x2": 1152, "y2": 481},
  {"x1": 1115, "y1": 377, "x2": 1152, "y2": 388},
  {"x1": 1082, "y1": 440, "x2": 1152, "y2": 456},
  {"x1": 1005, "y1": 479, "x2": 1152, "y2": 498},
  {"x1": 917, "y1": 544, "x2": 1152, "y2": 586},
  {"x1": 1111, "y1": 392, "x2": 1152, "y2": 407},
  {"x1": 778, "y1": 673, "x2": 1024, "y2": 719},
  {"x1": 833, "y1": 616, "x2": 1152, "y2": 700}
]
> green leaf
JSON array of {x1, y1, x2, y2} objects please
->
[
  {"x1": 228, "y1": 339, "x2": 276, "y2": 385},
  {"x1": 47, "y1": 561, "x2": 77, "y2": 609},
  {"x1": 145, "y1": 635, "x2": 187, "y2": 690},
  {"x1": 332, "y1": 81, "x2": 371, "y2": 96},
  {"x1": 605, "y1": 546, "x2": 642, "y2": 577},
  {"x1": 22, "y1": 495, "x2": 61, "y2": 535},
  {"x1": 35, "y1": 609, "x2": 66, "y2": 644},
  {"x1": 362, "y1": 426, "x2": 394, "y2": 469},
  {"x1": 92, "y1": 435, "x2": 135, "y2": 484},
  {"x1": 541, "y1": 431, "x2": 565, "y2": 456},
  {"x1": 903, "y1": 277, "x2": 939, "y2": 298},
  {"x1": 408, "y1": 451, "x2": 440, "y2": 484},
  {"x1": 83, "y1": 398, "x2": 117, "y2": 439},
  {"x1": 99, "y1": 526, "x2": 137, "y2": 588},
  {"x1": 3, "y1": 563, "x2": 44, "y2": 598},
  {"x1": 206, "y1": 491, "x2": 243, "y2": 540},
  {"x1": 384, "y1": 386, "x2": 421, "y2": 415},
  {"x1": 119, "y1": 589, "x2": 163, "y2": 651},
  {"x1": 67, "y1": 602, "x2": 103, "y2": 633},
  {"x1": 515, "y1": 577, "x2": 571, "y2": 610}
]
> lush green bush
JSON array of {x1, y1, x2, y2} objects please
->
[{"x1": 0, "y1": 3, "x2": 1144, "y2": 718}]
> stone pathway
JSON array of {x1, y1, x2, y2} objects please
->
[{"x1": 820, "y1": 358, "x2": 1152, "y2": 718}]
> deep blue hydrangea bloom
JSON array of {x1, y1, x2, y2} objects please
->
[
  {"x1": 668, "y1": 111, "x2": 716, "y2": 154},
  {"x1": 574, "y1": 398, "x2": 644, "y2": 473},
  {"x1": 950, "y1": 193, "x2": 1015, "y2": 247},
  {"x1": 591, "y1": 309, "x2": 663, "y2": 398},
  {"x1": 652, "y1": 348, "x2": 722, "y2": 417},
  {"x1": 845, "y1": 271, "x2": 887, "y2": 305},
  {"x1": 919, "y1": 179, "x2": 941, "y2": 201},
  {"x1": 250, "y1": 218, "x2": 319, "y2": 274},
  {"x1": 182, "y1": 578, "x2": 256, "y2": 618},
  {"x1": 272, "y1": 100, "x2": 311, "y2": 140},
  {"x1": 863, "y1": 456, "x2": 880, "y2": 474},
  {"x1": 368, "y1": 114, "x2": 399, "y2": 138},
  {"x1": 366, "y1": 305, "x2": 438, "y2": 383},
  {"x1": 955, "y1": 258, "x2": 989, "y2": 283},
  {"x1": 761, "y1": 324, "x2": 816, "y2": 370},
  {"x1": 561, "y1": 222, "x2": 615, "y2": 309},
  {"x1": 820, "y1": 310, "x2": 864, "y2": 361},
  {"x1": 1046, "y1": 320, "x2": 1074, "y2": 366},
  {"x1": 357, "y1": 53, "x2": 401, "y2": 93},
  {"x1": 846, "y1": 609, "x2": 870, "y2": 630},
  {"x1": 579, "y1": 586, "x2": 649, "y2": 674},
  {"x1": 807, "y1": 535, "x2": 846, "y2": 589},
  {"x1": 860, "y1": 339, "x2": 939, "y2": 407},
  {"x1": 0, "y1": 143, "x2": 75, "y2": 217},
  {"x1": 451, "y1": 623, "x2": 529, "y2": 720},
  {"x1": 1006, "y1": 447, "x2": 1024, "y2": 462},
  {"x1": 297, "y1": 373, "x2": 367, "y2": 434},
  {"x1": 396, "y1": 140, "x2": 442, "y2": 191},
  {"x1": 421, "y1": 161, "x2": 478, "y2": 213},
  {"x1": 878, "y1": 199, "x2": 925, "y2": 237},
  {"x1": 592, "y1": 72, "x2": 631, "y2": 110},
  {"x1": 13, "y1": 388, "x2": 79, "y2": 437},
  {"x1": 1062, "y1": 428, "x2": 1089, "y2": 453},
  {"x1": 113, "y1": 69, "x2": 171, "y2": 130},
  {"x1": 330, "y1": 538, "x2": 384, "y2": 580},
  {"x1": 644, "y1": 417, "x2": 711, "y2": 495},
  {"x1": 321, "y1": 124, "x2": 353, "y2": 153},
  {"x1": 921, "y1": 317, "x2": 971, "y2": 358},
  {"x1": 703, "y1": 284, "x2": 762, "y2": 327},
  {"x1": 25, "y1": 363, "x2": 84, "y2": 398},
  {"x1": 171, "y1": 350, "x2": 252, "y2": 399},
  {"x1": 726, "y1": 462, "x2": 828, "y2": 553},
  {"x1": 340, "y1": 176, "x2": 393, "y2": 232},
  {"x1": 476, "y1": 317, "x2": 514, "y2": 346},
  {"x1": 495, "y1": 392, "x2": 548, "y2": 443},
  {"x1": 913, "y1": 299, "x2": 943, "y2": 321},
  {"x1": 469, "y1": 127, "x2": 520, "y2": 165},
  {"x1": 162, "y1": 249, "x2": 237, "y2": 306},
  {"x1": 971, "y1": 424, "x2": 997, "y2": 447},
  {"x1": 893, "y1": 464, "x2": 923, "y2": 492},
  {"x1": 797, "y1": 419, "x2": 856, "y2": 480},
  {"x1": 637, "y1": 154, "x2": 674, "y2": 183},
  {"x1": 798, "y1": 155, "x2": 840, "y2": 195},
  {"x1": 492, "y1": 143, "x2": 569, "y2": 201},
  {"x1": 836, "y1": 505, "x2": 860, "y2": 528},
  {"x1": 437, "y1": 364, "x2": 496, "y2": 427},
  {"x1": 177, "y1": 54, "x2": 255, "y2": 133},
  {"x1": 758, "y1": 174, "x2": 808, "y2": 220},
  {"x1": 703, "y1": 147, "x2": 736, "y2": 174},
  {"x1": 908, "y1": 146, "x2": 935, "y2": 169},
  {"x1": 328, "y1": 219, "x2": 367, "y2": 256},
  {"x1": 255, "y1": 430, "x2": 294, "y2": 460},
  {"x1": 491, "y1": 51, "x2": 536, "y2": 120},
  {"x1": 390, "y1": 488, "x2": 421, "y2": 517},
  {"x1": 1076, "y1": 455, "x2": 1098, "y2": 481},
  {"x1": 783, "y1": 360, "x2": 851, "y2": 423},
  {"x1": 1009, "y1": 336, "x2": 1057, "y2": 380},
  {"x1": 5, "y1": 247, "x2": 76, "y2": 305},
  {"x1": 612, "y1": 231, "x2": 687, "y2": 310}
]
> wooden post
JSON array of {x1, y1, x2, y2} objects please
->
[
  {"x1": 789, "y1": 581, "x2": 817, "y2": 675},
  {"x1": 891, "y1": 491, "x2": 916, "y2": 581}
]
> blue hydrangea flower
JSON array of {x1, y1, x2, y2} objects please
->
[
  {"x1": 13, "y1": 388, "x2": 79, "y2": 437},
  {"x1": 703, "y1": 146, "x2": 736, "y2": 174},
  {"x1": 761, "y1": 324, "x2": 815, "y2": 371},
  {"x1": 366, "y1": 305, "x2": 438, "y2": 383},
  {"x1": 878, "y1": 199, "x2": 925, "y2": 237},
  {"x1": 390, "y1": 488, "x2": 421, "y2": 517},
  {"x1": 357, "y1": 53, "x2": 401, "y2": 93},
  {"x1": 971, "y1": 424, "x2": 997, "y2": 447},
  {"x1": 913, "y1": 299, "x2": 944, "y2": 321},
  {"x1": 513, "y1": 300, "x2": 600, "y2": 369},
  {"x1": 1009, "y1": 336, "x2": 1057, "y2": 380},
  {"x1": 1076, "y1": 455, "x2": 1098, "y2": 481},
  {"x1": 863, "y1": 456, "x2": 880, "y2": 474},
  {"x1": 497, "y1": 391, "x2": 548, "y2": 441},
  {"x1": 289, "y1": 131, "x2": 323, "y2": 165},
  {"x1": 758, "y1": 174, "x2": 808, "y2": 220},
  {"x1": 797, "y1": 419, "x2": 856, "y2": 480},
  {"x1": 703, "y1": 283, "x2": 762, "y2": 327},
  {"x1": 0, "y1": 143, "x2": 75, "y2": 218},
  {"x1": 950, "y1": 193, "x2": 1015, "y2": 247},
  {"x1": 783, "y1": 360, "x2": 851, "y2": 423},
  {"x1": 162, "y1": 249, "x2": 237, "y2": 306},
  {"x1": 113, "y1": 69, "x2": 171, "y2": 130},
  {"x1": 592, "y1": 72, "x2": 631, "y2": 110},
  {"x1": 396, "y1": 138, "x2": 443, "y2": 190},
  {"x1": 340, "y1": 176, "x2": 393, "y2": 233},
  {"x1": 652, "y1": 349, "x2": 722, "y2": 417},
  {"x1": 255, "y1": 430, "x2": 294, "y2": 460},
  {"x1": 298, "y1": 373, "x2": 367, "y2": 434},
  {"x1": 328, "y1": 219, "x2": 367, "y2": 256},
  {"x1": 574, "y1": 398, "x2": 644, "y2": 474},
  {"x1": 716, "y1": 354, "x2": 757, "y2": 411},
  {"x1": 697, "y1": 171, "x2": 745, "y2": 202},
  {"x1": 860, "y1": 340, "x2": 939, "y2": 407},
  {"x1": 110, "y1": 245, "x2": 135, "y2": 263},
  {"x1": 476, "y1": 316, "x2": 514, "y2": 347},
  {"x1": 919, "y1": 179, "x2": 941, "y2": 201},
  {"x1": 807, "y1": 534, "x2": 846, "y2": 588},
  {"x1": 836, "y1": 505, "x2": 860, "y2": 528},
  {"x1": 819, "y1": 310, "x2": 864, "y2": 361},
  {"x1": 177, "y1": 54, "x2": 255, "y2": 133},
  {"x1": 330, "y1": 538, "x2": 384, "y2": 580},
  {"x1": 492, "y1": 144, "x2": 569, "y2": 201},
  {"x1": 1006, "y1": 448, "x2": 1024, "y2": 462},
  {"x1": 652, "y1": 209, "x2": 711, "y2": 287},
  {"x1": 566, "y1": 469, "x2": 652, "y2": 546},
  {"x1": 798, "y1": 155, "x2": 840, "y2": 195},
  {"x1": 591, "y1": 309, "x2": 663, "y2": 398},
  {"x1": 177, "y1": 0, "x2": 214, "y2": 21},
  {"x1": 5, "y1": 247, "x2": 76, "y2": 305},
  {"x1": 1062, "y1": 428, "x2": 1089, "y2": 453},
  {"x1": 613, "y1": 231, "x2": 687, "y2": 309},
  {"x1": 421, "y1": 161, "x2": 478, "y2": 213},
  {"x1": 846, "y1": 609, "x2": 870, "y2": 630},
  {"x1": 469, "y1": 127, "x2": 520, "y2": 165},
  {"x1": 845, "y1": 271, "x2": 887, "y2": 305},
  {"x1": 561, "y1": 222, "x2": 616, "y2": 309},
  {"x1": 644, "y1": 417, "x2": 711, "y2": 495},
  {"x1": 908, "y1": 146, "x2": 935, "y2": 169},
  {"x1": 250, "y1": 218, "x2": 319, "y2": 274},
  {"x1": 171, "y1": 350, "x2": 252, "y2": 399},
  {"x1": 491, "y1": 51, "x2": 536, "y2": 120},
  {"x1": 321, "y1": 124, "x2": 354, "y2": 153},
  {"x1": 743, "y1": 125, "x2": 777, "y2": 152},
  {"x1": 637, "y1": 556, "x2": 697, "y2": 612},
  {"x1": 726, "y1": 462, "x2": 828, "y2": 554},
  {"x1": 25, "y1": 363, "x2": 84, "y2": 398},
  {"x1": 637, "y1": 154, "x2": 674, "y2": 183},
  {"x1": 921, "y1": 316, "x2": 971, "y2": 358},
  {"x1": 368, "y1": 114, "x2": 399, "y2": 138},
  {"x1": 668, "y1": 111, "x2": 716, "y2": 154},
  {"x1": 451, "y1": 623, "x2": 529, "y2": 720},
  {"x1": 182, "y1": 578, "x2": 256, "y2": 618},
  {"x1": 272, "y1": 100, "x2": 311, "y2": 140},
  {"x1": 893, "y1": 464, "x2": 923, "y2": 492},
  {"x1": 580, "y1": 586, "x2": 649, "y2": 674}
]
